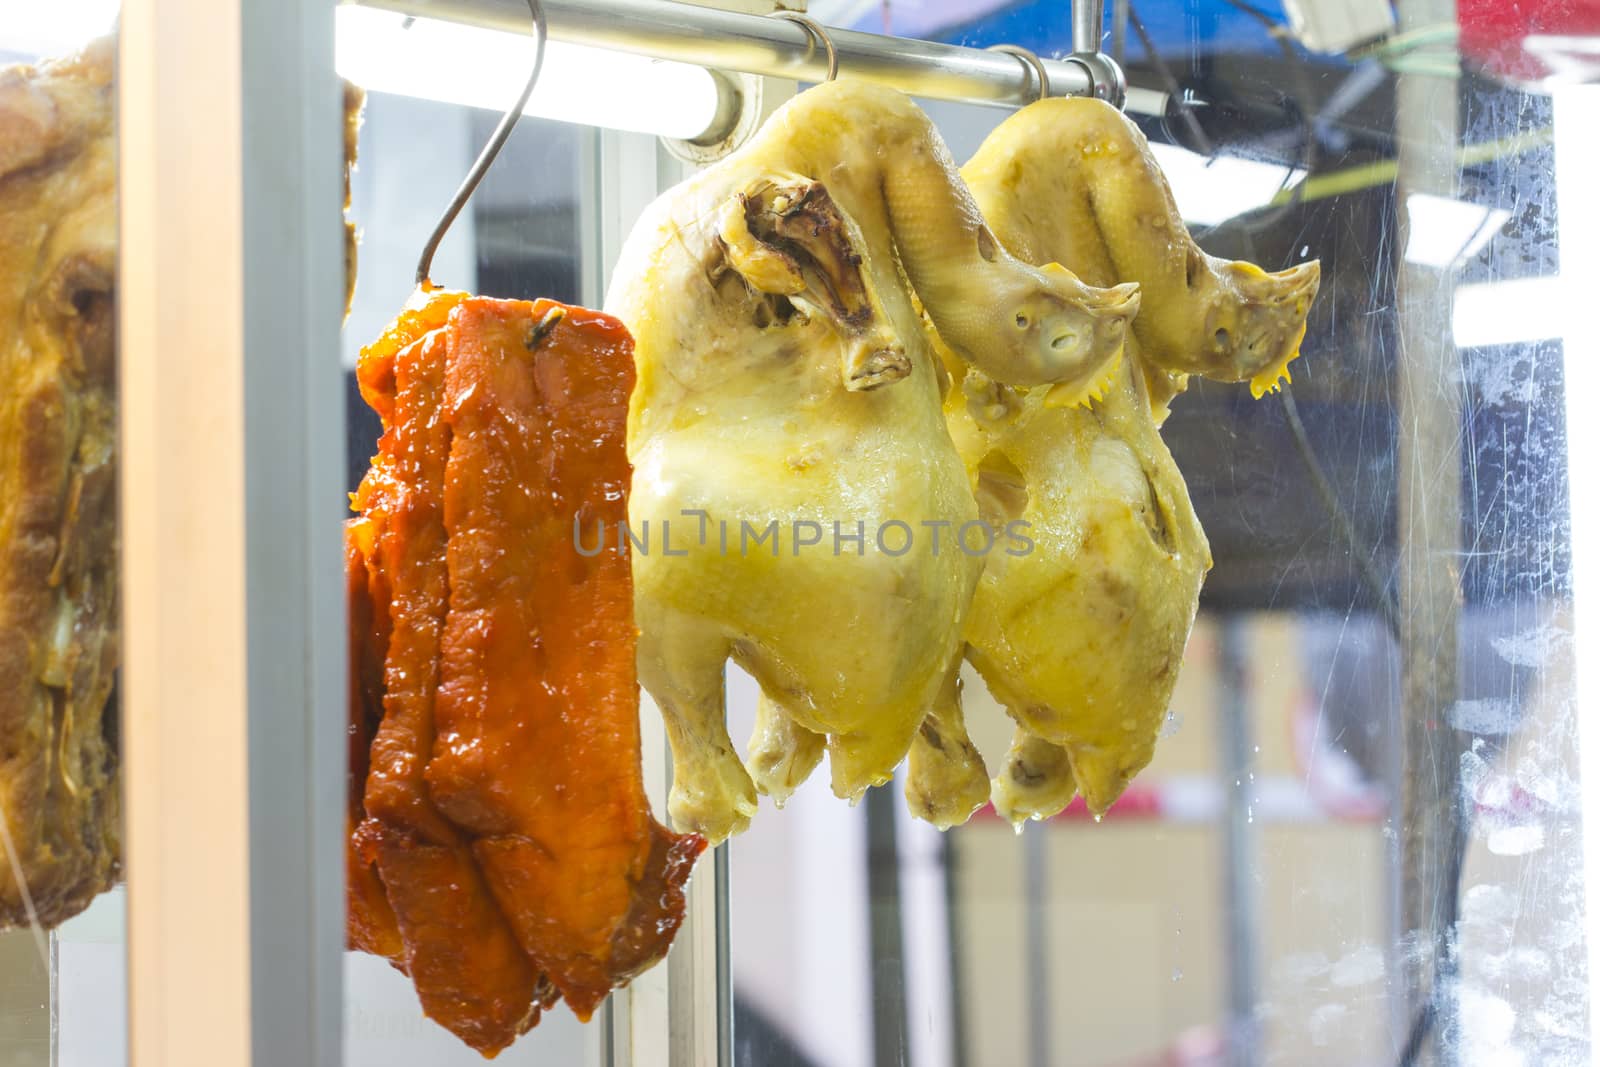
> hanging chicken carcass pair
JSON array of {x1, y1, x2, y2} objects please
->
[
  {"x1": 604, "y1": 81, "x2": 1319, "y2": 842},
  {"x1": 343, "y1": 79, "x2": 1317, "y2": 1055}
]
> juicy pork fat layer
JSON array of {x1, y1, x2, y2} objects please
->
[
  {"x1": 0, "y1": 40, "x2": 119, "y2": 931},
  {"x1": 346, "y1": 289, "x2": 704, "y2": 1057}
]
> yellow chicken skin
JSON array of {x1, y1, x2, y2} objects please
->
[
  {"x1": 605, "y1": 81, "x2": 1139, "y2": 843},
  {"x1": 960, "y1": 97, "x2": 1320, "y2": 419},
  {"x1": 924, "y1": 96, "x2": 1319, "y2": 824}
]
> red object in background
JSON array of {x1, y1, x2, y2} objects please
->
[{"x1": 1457, "y1": 0, "x2": 1600, "y2": 84}]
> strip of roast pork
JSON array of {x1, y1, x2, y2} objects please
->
[
  {"x1": 351, "y1": 290, "x2": 547, "y2": 1057},
  {"x1": 426, "y1": 297, "x2": 705, "y2": 1022}
]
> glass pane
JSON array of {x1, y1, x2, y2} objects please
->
[
  {"x1": 720, "y1": 2, "x2": 1592, "y2": 1064},
  {"x1": 340, "y1": 90, "x2": 604, "y2": 1065},
  {"x1": 1, "y1": 6, "x2": 125, "y2": 1065}
]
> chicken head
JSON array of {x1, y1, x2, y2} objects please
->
[{"x1": 960, "y1": 95, "x2": 1320, "y2": 412}]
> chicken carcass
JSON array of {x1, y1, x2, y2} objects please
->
[
  {"x1": 0, "y1": 40, "x2": 119, "y2": 930},
  {"x1": 606, "y1": 80, "x2": 1139, "y2": 842},
  {"x1": 928, "y1": 96, "x2": 1319, "y2": 823},
  {"x1": 347, "y1": 289, "x2": 704, "y2": 1054}
]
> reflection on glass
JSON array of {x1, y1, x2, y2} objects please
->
[{"x1": 724, "y1": 4, "x2": 1587, "y2": 1065}]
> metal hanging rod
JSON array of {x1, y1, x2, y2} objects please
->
[
  {"x1": 1073, "y1": 0, "x2": 1104, "y2": 54},
  {"x1": 347, "y1": 0, "x2": 1166, "y2": 114}
]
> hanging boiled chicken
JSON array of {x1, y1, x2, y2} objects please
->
[
  {"x1": 605, "y1": 80, "x2": 1140, "y2": 843},
  {"x1": 922, "y1": 96, "x2": 1320, "y2": 824},
  {"x1": 344, "y1": 287, "x2": 704, "y2": 1056}
]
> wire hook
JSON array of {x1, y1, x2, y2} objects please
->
[
  {"x1": 770, "y1": 11, "x2": 839, "y2": 82},
  {"x1": 988, "y1": 44, "x2": 1051, "y2": 103},
  {"x1": 416, "y1": 0, "x2": 550, "y2": 287}
]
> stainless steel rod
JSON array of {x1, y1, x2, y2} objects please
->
[
  {"x1": 348, "y1": 0, "x2": 1122, "y2": 108},
  {"x1": 1073, "y1": 0, "x2": 1104, "y2": 55}
]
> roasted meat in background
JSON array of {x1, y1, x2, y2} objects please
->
[
  {"x1": 346, "y1": 288, "x2": 703, "y2": 1056},
  {"x1": 343, "y1": 81, "x2": 365, "y2": 317},
  {"x1": 0, "y1": 44, "x2": 363, "y2": 931},
  {"x1": 0, "y1": 39, "x2": 119, "y2": 931}
]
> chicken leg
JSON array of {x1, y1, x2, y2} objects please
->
[{"x1": 745, "y1": 691, "x2": 826, "y2": 808}]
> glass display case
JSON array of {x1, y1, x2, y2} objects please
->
[{"x1": 1, "y1": 0, "x2": 1596, "y2": 1063}]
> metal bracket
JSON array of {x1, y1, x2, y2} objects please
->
[
  {"x1": 1067, "y1": 0, "x2": 1128, "y2": 108},
  {"x1": 1063, "y1": 48, "x2": 1127, "y2": 108}
]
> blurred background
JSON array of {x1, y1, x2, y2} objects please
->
[
  {"x1": 332, "y1": 46, "x2": 1581, "y2": 1061},
  {"x1": 3, "y1": 0, "x2": 1596, "y2": 1063}
]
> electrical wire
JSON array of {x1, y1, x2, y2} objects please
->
[
  {"x1": 1354, "y1": 21, "x2": 1461, "y2": 77},
  {"x1": 1127, "y1": 5, "x2": 1212, "y2": 153},
  {"x1": 1216, "y1": 0, "x2": 1280, "y2": 25},
  {"x1": 1280, "y1": 383, "x2": 1402, "y2": 639},
  {"x1": 1208, "y1": 0, "x2": 1318, "y2": 235},
  {"x1": 1271, "y1": 127, "x2": 1553, "y2": 207},
  {"x1": 1128, "y1": 0, "x2": 1313, "y2": 234}
]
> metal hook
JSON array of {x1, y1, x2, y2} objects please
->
[
  {"x1": 770, "y1": 11, "x2": 839, "y2": 82},
  {"x1": 416, "y1": 0, "x2": 550, "y2": 287},
  {"x1": 988, "y1": 44, "x2": 1051, "y2": 104}
]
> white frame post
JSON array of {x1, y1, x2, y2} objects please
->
[{"x1": 119, "y1": 0, "x2": 347, "y2": 1062}]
